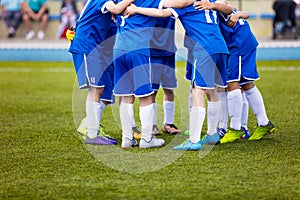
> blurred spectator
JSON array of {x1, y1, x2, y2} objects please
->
[
  {"x1": 82, "y1": 0, "x2": 88, "y2": 7},
  {"x1": 295, "y1": 0, "x2": 300, "y2": 18},
  {"x1": 22, "y1": 0, "x2": 49, "y2": 40},
  {"x1": 55, "y1": 0, "x2": 78, "y2": 39},
  {"x1": 272, "y1": 0, "x2": 298, "y2": 39},
  {"x1": 0, "y1": 0, "x2": 25, "y2": 38}
]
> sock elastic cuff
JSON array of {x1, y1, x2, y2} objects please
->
[
  {"x1": 163, "y1": 101, "x2": 175, "y2": 107},
  {"x1": 228, "y1": 89, "x2": 241, "y2": 98},
  {"x1": 191, "y1": 106, "x2": 206, "y2": 113},
  {"x1": 244, "y1": 86, "x2": 258, "y2": 95},
  {"x1": 217, "y1": 91, "x2": 227, "y2": 99}
]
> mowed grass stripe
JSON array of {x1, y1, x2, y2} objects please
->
[{"x1": 0, "y1": 61, "x2": 299, "y2": 199}]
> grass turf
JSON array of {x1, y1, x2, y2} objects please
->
[{"x1": 0, "y1": 61, "x2": 299, "y2": 199}]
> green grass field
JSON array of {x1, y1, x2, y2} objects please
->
[{"x1": 0, "y1": 61, "x2": 299, "y2": 199}]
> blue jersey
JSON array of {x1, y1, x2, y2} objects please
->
[
  {"x1": 172, "y1": 3, "x2": 228, "y2": 56},
  {"x1": 150, "y1": 17, "x2": 177, "y2": 56},
  {"x1": 69, "y1": 0, "x2": 114, "y2": 54},
  {"x1": 219, "y1": 10, "x2": 258, "y2": 55},
  {"x1": 114, "y1": 0, "x2": 160, "y2": 56}
]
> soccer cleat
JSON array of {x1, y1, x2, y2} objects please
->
[
  {"x1": 162, "y1": 124, "x2": 180, "y2": 135},
  {"x1": 173, "y1": 139, "x2": 202, "y2": 151},
  {"x1": 139, "y1": 137, "x2": 165, "y2": 148},
  {"x1": 99, "y1": 128, "x2": 118, "y2": 145},
  {"x1": 201, "y1": 133, "x2": 220, "y2": 145},
  {"x1": 121, "y1": 137, "x2": 138, "y2": 148},
  {"x1": 220, "y1": 128, "x2": 244, "y2": 144},
  {"x1": 132, "y1": 127, "x2": 141, "y2": 140},
  {"x1": 152, "y1": 125, "x2": 160, "y2": 135},
  {"x1": 84, "y1": 135, "x2": 115, "y2": 145},
  {"x1": 248, "y1": 121, "x2": 275, "y2": 141},
  {"x1": 217, "y1": 128, "x2": 227, "y2": 138},
  {"x1": 241, "y1": 127, "x2": 251, "y2": 140},
  {"x1": 77, "y1": 118, "x2": 117, "y2": 144}
]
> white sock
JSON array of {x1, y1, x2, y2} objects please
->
[
  {"x1": 188, "y1": 89, "x2": 193, "y2": 112},
  {"x1": 126, "y1": 103, "x2": 135, "y2": 128},
  {"x1": 207, "y1": 101, "x2": 220, "y2": 135},
  {"x1": 163, "y1": 101, "x2": 175, "y2": 124},
  {"x1": 217, "y1": 91, "x2": 228, "y2": 130},
  {"x1": 245, "y1": 86, "x2": 269, "y2": 126},
  {"x1": 99, "y1": 101, "x2": 107, "y2": 124},
  {"x1": 189, "y1": 106, "x2": 205, "y2": 143},
  {"x1": 153, "y1": 102, "x2": 157, "y2": 126},
  {"x1": 119, "y1": 103, "x2": 134, "y2": 140},
  {"x1": 140, "y1": 104, "x2": 154, "y2": 141},
  {"x1": 228, "y1": 89, "x2": 242, "y2": 130},
  {"x1": 86, "y1": 100, "x2": 101, "y2": 139},
  {"x1": 241, "y1": 92, "x2": 249, "y2": 129}
]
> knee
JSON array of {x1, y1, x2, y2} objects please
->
[{"x1": 242, "y1": 82, "x2": 255, "y2": 91}]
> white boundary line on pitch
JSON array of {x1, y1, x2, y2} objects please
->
[
  {"x1": 0, "y1": 66, "x2": 299, "y2": 72},
  {"x1": 0, "y1": 67, "x2": 73, "y2": 72}
]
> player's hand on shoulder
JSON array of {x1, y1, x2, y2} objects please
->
[
  {"x1": 123, "y1": 4, "x2": 137, "y2": 18},
  {"x1": 227, "y1": 13, "x2": 238, "y2": 28},
  {"x1": 66, "y1": 26, "x2": 76, "y2": 42},
  {"x1": 193, "y1": 0, "x2": 213, "y2": 10}
]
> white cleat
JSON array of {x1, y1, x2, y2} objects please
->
[
  {"x1": 122, "y1": 137, "x2": 138, "y2": 148},
  {"x1": 139, "y1": 137, "x2": 165, "y2": 148}
]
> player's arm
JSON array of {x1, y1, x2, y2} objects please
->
[
  {"x1": 226, "y1": 10, "x2": 249, "y2": 27},
  {"x1": 105, "y1": 0, "x2": 135, "y2": 15},
  {"x1": 124, "y1": 4, "x2": 173, "y2": 18},
  {"x1": 163, "y1": 0, "x2": 195, "y2": 8},
  {"x1": 193, "y1": 0, "x2": 233, "y2": 15}
]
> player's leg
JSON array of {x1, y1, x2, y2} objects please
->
[
  {"x1": 239, "y1": 49, "x2": 275, "y2": 140},
  {"x1": 150, "y1": 56, "x2": 162, "y2": 135},
  {"x1": 162, "y1": 88, "x2": 180, "y2": 134},
  {"x1": 119, "y1": 95, "x2": 138, "y2": 148},
  {"x1": 220, "y1": 54, "x2": 244, "y2": 144},
  {"x1": 202, "y1": 88, "x2": 221, "y2": 144},
  {"x1": 113, "y1": 51, "x2": 137, "y2": 147},
  {"x1": 130, "y1": 53, "x2": 164, "y2": 148},
  {"x1": 242, "y1": 83, "x2": 275, "y2": 140},
  {"x1": 139, "y1": 95, "x2": 164, "y2": 148},
  {"x1": 77, "y1": 52, "x2": 115, "y2": 145},
  {"x1": 216, "y1": 87, "x2": 228, "y2": 138},
  {"x1": 175, "y1": 54, "x2": 217, "y2": 150},
  {"x1": 174, "y1": 85, "x2": 204, "y2": 150},
  {"x1": 158, "y1": 55, "x2": 180, "y2": 134},
  {"x1": 118, "y1": 96, "x2": 141, "y2": 139},
  {"x1": 151, "y1": 91, "x2": 160, "y2": 135},
  {"x1": 241, "y1": 91, "x2": 251, "y2": 139},
  {"x1": 201, "y1": 54, "x2": 226, "y2": 145}
]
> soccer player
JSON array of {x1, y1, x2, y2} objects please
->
[
  {"x1": 68, "y1": 0, "x2": 135, "y2": 145},
  {"x1": 195, "y1": 0, "x2": 275, "y2": 143},
  {"x1": 113, "y1": 0, "x2": 166, "y2": 148},
  {"x1": 150, "y1": 17, "x2": 180, "y2": 135},
  {"x1": 124, "y1": 0, "x2": 232, "y2": 150}
]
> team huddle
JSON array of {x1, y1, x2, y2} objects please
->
[{"x1": 67, "y1": 0, "x2": 275, "y2": 151}]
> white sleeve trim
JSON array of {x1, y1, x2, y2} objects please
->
[
  {"x1": 167, "y1": 8, "x2": 178, "y2": 19},
  {"x1": 158, "y1": 0, "x2": 166, "y2": 9},
  {"x1": 101, "y1": 1, "x2": 113, "y2": 14}
]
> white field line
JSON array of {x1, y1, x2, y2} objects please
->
[
  {"x1": 0, "y1": 66, "x2": 299, "y2": 73},
  {"x1": 0, "y1": 67, "x2": 73, "y2": 72}
]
